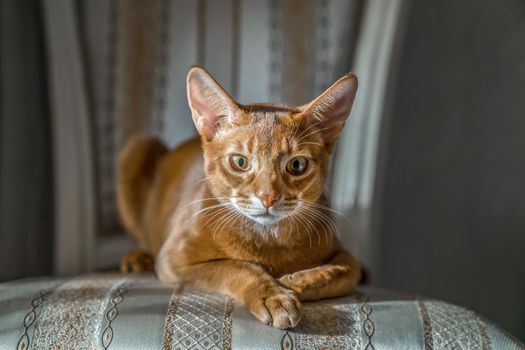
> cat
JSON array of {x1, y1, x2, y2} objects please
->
[{"x1": 117, "y1": 67, "x2": 361, "y2": 329}]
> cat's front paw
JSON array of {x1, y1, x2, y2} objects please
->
[
  {"x1": 248, "y1": 286, "x2": 302, "y2": 329},
  {"x1": 278, "y1": 265, "x2": 349, "y2": 293}
]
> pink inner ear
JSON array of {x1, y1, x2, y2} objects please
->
[
  {"x1": 301, "y1": 75, "x2": 357, "y2": 144},
  {"x1": 187, "y1": 68, "x2": 238, "y2": 141},
  {"x1": 189, "y1": 85, "x2": 219, "y2": 140}
]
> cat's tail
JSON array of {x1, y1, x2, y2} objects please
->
[{"x1": 117, "y1": 135, "x2": 168, "y2": 248}]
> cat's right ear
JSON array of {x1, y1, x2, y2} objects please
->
[{"x1": 187, "y1": 67, "x2": 240, "y2": 141}]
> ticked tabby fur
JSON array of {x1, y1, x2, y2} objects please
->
[{"x1": 117, "y1": 67, "x2": 361, "y2": 329}]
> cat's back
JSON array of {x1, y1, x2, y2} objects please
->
[
  {"x1": 158, "y1": 136, "x2": 203, "y2": 179},
  {"x1": 144, "y1": 136, "x2": 204, "y2": 254}
]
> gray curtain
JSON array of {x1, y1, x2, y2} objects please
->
[
  {"x1": 374, "y1": 0, "x2": 525, "y2": 341},
  {"x1": 0, "y1": 0, "x2": 53, "y2": 280}
]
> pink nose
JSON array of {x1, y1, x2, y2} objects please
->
[{"x1": 257, "y1": 191, "x2": 280, "y2": 209}]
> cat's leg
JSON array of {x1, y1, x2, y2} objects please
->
[
  {"x1": 120, "y1": 250, "x2": 155, "y2": 273},
  {"x1": 278, "y1": 250, "x2": 361, "y2": 301},
  {"x1": 157, "y1": 258, "x2": 302, "y2": 329}
]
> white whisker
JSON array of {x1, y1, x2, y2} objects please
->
[
  {"x1": 297, "y1": 207, "x2": 322, "y2": 245},
  {"x1": 299, "y1": 200, "x2": 349, "y2": 221},
  {"x1": 297, "y1": 141, "x2": 322, "y2": 147},
  {"x1": 184, "y1": 202, "x2": 228, "y2": 224},
  {"x1": 196, "y1": 176, "x2": 211, "y2": 184},
  {"x1": 202, "y1": 205, "x2": 233, "y2": 227},
  {"x1": 180, "y1": 196, "x2": 231, "y2": 210},
  {"x1": 300, "y1": 204, "x2": 338, "y2": 243},
  {"x1": 213, "y1": 210, "x2": 241, "y2": 240},
  {"x1": 293, "y1": 210, "x2": 314, "y2": 247},
  {"x1": 300, "y1": 205, "x2": 330, "y2": 244}
]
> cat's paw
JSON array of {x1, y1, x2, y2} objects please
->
[
  {"x1": 278, "y1": 265, "x2": 349, "y2": 293},
  {"x1": 248, "y1": 286, "x2": 302, "y2": 329},
  {"x1": 120, "y1": 250, "x2": 155, "y2": 273}
]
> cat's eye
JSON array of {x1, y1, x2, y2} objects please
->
[
  {"x1": 286, "y1": 157, "x2": 308, "y2": 175},
  {"x1": 230, "y1": 154, "x2": 250, "y2": 171}
]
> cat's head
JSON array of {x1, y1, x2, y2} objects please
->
[{"x1": 187, "y1": 67, "x2": 357, "y2": 226}]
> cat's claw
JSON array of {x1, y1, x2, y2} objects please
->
[{"x1": 249, "y1": 286, "x2": 302, "y2": 329}]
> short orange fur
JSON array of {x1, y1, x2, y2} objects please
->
[{"x1": 117, "y1": 67, "x2": 361, "y2": 328}]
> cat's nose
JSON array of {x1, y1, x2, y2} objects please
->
[{"x1": 257, "y1": 190, "x2": 280, "y2": 209}]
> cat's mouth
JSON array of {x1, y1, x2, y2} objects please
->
[
  {"x1": 231, "y1": 199, "x2": 290, "y2": 225},
  {"x1": 244, "y1": 208, "x2": 290, "y2": 225},
  {"x1": 250, "y1": 212, "x2": 273, "y2": 218}
]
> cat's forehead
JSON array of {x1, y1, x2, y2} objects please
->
[
  {"x1": 215, "y1": 107, "x2": 320, "y2": 157},
  {"x1": 241, "y1": 103, "x2": 300, "y2": 129},
  {"x1": 242, "y1": 103, "x2": 300, "y2": 115}
]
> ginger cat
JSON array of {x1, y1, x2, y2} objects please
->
[{"x1": 117, "y1": 67, "x2": 361, "y2": 329}]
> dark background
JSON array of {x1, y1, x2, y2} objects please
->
[{"x1": 374, "y1": 0, "x2": 525, "y2": 338}]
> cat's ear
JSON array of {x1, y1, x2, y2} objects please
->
[
  {"x1": 297, "y1": 74, "x2": 358, "y2": 146},
  {"x1": 187, "y1": 67, "x2": 240, "y2": 141}
]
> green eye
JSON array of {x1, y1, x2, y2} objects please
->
[
  {"x1": 286, "y1": 157, "x2": 307, "y2": 175},
  {"x1": 230, "y1": 155, "x2": 250, "y2": 171}
]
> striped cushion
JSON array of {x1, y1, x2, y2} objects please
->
[{"x1": 0, "y1": 274, "x2": 522, "y2": 349}]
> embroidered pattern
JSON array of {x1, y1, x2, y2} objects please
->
[
  {"x1": 281, "y1": 303, "x2": 361, "y2": 350},
  {"x1": 359, "y1": 294, "x2": 375, "y2": 350},
  {"x1": 163, "y1": 287, "x2": 233, "y2": 350},
  {"x1": 30, "y1": 276, "x2": 123, "y2": 349},
  {"x1": 102, "y1": 278, "x2": 132, "y2": 349},
  {"x1": 222, "y1": 299, "x2": 234, "y2": 350},
  {"x1": 16, "y1": 287, "x2": 54, "y2": 350},
  {"x1": 163, "y1": 285, "x2": 184, "y2": 350},
  {"x1": 281, "y1": 332, "x2": 294, "y2": 350},
  {"x1": 424, "y1": 300, "x2": 491, "y2": 350}
]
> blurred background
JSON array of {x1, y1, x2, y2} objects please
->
[{"x1": 1, "y1": 0, "x2": 524, "y2": 341}]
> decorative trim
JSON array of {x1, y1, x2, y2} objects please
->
[
  {"x1": 416, "y1": 298, "x2": 434, "y2": 350},
  {"x1": 16, "y1": 287, "x2": 56, "y2": 350},
  {"x1": 424, "y1": 300, "x2": 492, "y2": 350},
  {"x1": 280, "y1": 302, "x2": 362, "y2": 349},
  {"x1": 163, "y1": 285, "x2": 184, "y2": 350},
  {"x1": 101, "y1": 278, "x2": 132, "y2": 349},
  {"x1": 359, "y1": 293, "x2": 376, "y2": 350},
  {"x1": 222, "y1": 298, "x2": 234, "y2": 350},
  {"x1": 281, "y1": 331, "x2": 293, "y2": 350},
  {"x1": 162, "y1": 287, "x2": 233, "y2": 349},
  {"x1": 30, "y1": 276, "x2": 122, "y2": 349}
]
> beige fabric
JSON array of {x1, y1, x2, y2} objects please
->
[{"x1": 0, "y1": 273, "x2": 523, "y2": 349}]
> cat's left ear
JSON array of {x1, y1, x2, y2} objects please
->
[
  {"x1": 187, "y1": 67, "x2": 241, "y2": 141},
  {"x1": 297, "y1": 74, "x2": 358, "y2": 147}
]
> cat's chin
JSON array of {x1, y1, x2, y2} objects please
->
[
  {"x1": 248, "y1": 215, "x2": 278, "y2": 226},
  {"x1": 246, "y1": 212, "x2": 285, "y2": 226}
]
